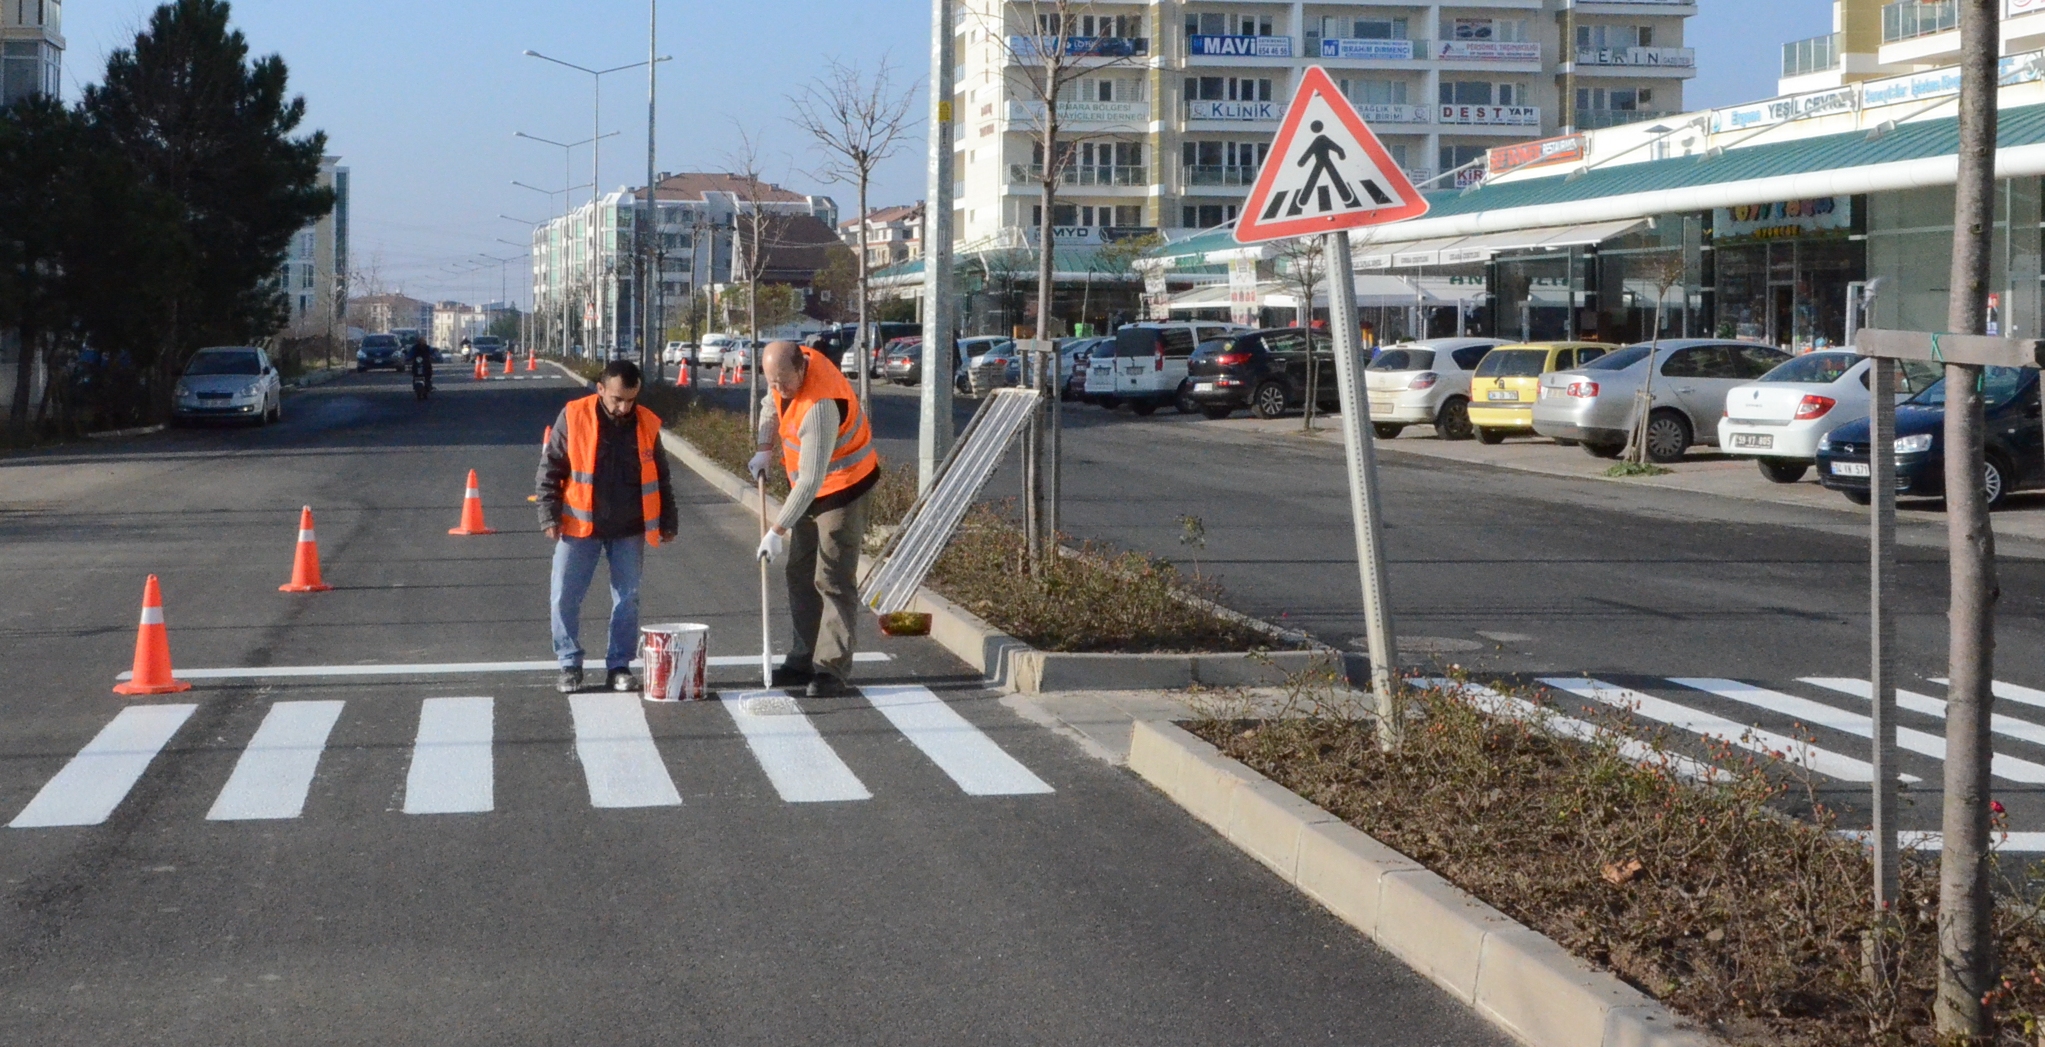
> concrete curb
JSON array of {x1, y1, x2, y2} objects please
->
[
  {"x1": 1128, "y1": 720, "x2": 1723, "y2": 1047},
  {"x1": 656, "y1": 425, "x2": 1356, "y2": 693},
  {"x1": 84, "y1": 424, "x2": 166, "y2": 440}
]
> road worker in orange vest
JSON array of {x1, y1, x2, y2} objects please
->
[
  {"x1": 537, "y1": 359, "x2": 679, "y2": 694},
  {"x1": 749, "y1": 339, "x2": 880, "y2": 698}
]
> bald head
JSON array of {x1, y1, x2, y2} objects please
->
[{"x1": 763, "y1": 340, "x2": 807, "y2": 398}]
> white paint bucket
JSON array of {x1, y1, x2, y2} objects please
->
[{"x1": 639, "y1": 622, "x2": 709, "y2": 702}]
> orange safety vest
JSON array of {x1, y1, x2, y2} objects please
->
[
  {"x1": 774, "y1": 347, "x2": 879, "y2": 500},
  {"x1": 559, "y1": 394, "x2": 664, "y2": 545}
]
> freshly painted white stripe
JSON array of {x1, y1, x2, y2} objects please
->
[
  {"x1": 1839, "y1": 829, "x2": 2045, "y2": 853},
  {"x1": 206, "y1": 700, "x2": 345, "y2": 820},
  {"x1": 404, "y1": 697, "x2": 494, "y2": 814},
  {"x1": 1677, "y1": 678, "x2": 2044, "y2": 783},
  {"x1": 10, "y1": 705, "x2": 197, "y2": 828},
  {"x1": 568, "y1": 694, "x2": 682, "y2": 808},
  {"x1": 1932, "y1": 677, "x2": 2045, "y2": 712},
  {"x1": 722, "y1": 690, "x2": 870, "y2": 803},
  {"x1": 1802, "y1": 677, "x2": 2045, "y2": 754},
  {"x1": 116, "y1": 652, "x2": 891, "y2": 681},
  {"x1": 1538, "y1": 677, "x2": 1884, "y2": 782},
  {"x1": 139, "y1": 606, "x2": 164, "y2": 626},
  {"x1": 1417, "y1": 678, "x2": 1728, "y2": 783},
  {"x1": 862, "y1": 686, "x2": 1052, "y2": 796}
]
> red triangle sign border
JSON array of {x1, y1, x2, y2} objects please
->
[{"x1": 1232, "y1": 65, "x2": 1430, "y2": 244}]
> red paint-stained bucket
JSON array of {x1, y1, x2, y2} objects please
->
[{"x1": 639, "y1": 622, "x2": 709, "y2": 702}]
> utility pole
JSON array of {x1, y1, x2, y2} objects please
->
[
  {"x1": 1937, "y1": 0, "x2": 2000, "y2": 1038},
  {"x1": 643, "y1": 0, "x2": 659, "y2": 380},
  {"x1": 918, "y1": 0, "x2": 957, "y2": 493}
]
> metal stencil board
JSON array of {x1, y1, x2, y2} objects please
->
[{"x1": 861, "y1": 388, "x2": 1041, "y2": 615}]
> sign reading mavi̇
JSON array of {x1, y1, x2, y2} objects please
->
[{"x1": 1233, "y1": 66, "x2": 1428, "y2": 243}]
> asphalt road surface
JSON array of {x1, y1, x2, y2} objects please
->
[{"x1": 0, "y1": 369, "x2": 1510, "y2": 1045}]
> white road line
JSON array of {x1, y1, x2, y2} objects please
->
[
  {"x1": 1931, "y1": 677, "x2": 2045, "y2": 712},
  {"x1": 10, "y1": 705, "x2": 197, "y2": 828},
  {"x1": 115, "y1": 652, "x2": 891, "y2": 682},
  {"x1": 568, "y1": 695, "x2": 683, "y2": 809},
  {"x1": 722, "y1": 690, "x2": 871, "y2": 803},
  {"x1": 1416, "y1": 678, "x2": 1727, "y2": 783},
  {"x1": 205, "y1": 701, "x2": 345, "y2": 821},
  {"x1": 1676, "y1": 678, "x2": 2045, "y2": 783},
  {"x1": 1802, "y1": 678, "x2": 2045, "y2": 754},
  {"x1": 404, "y1": 697, "x2": 494, "y2": 815},
  {"x1": 1538, "y1": 677, "x2": 1883, "y2": 782},
  {"x1": 1839, "y1": 830, "x2": 2045, "y2": 853},
  {"x1": 862, "y1": 686, "x2": 1052, "y2": 796}
]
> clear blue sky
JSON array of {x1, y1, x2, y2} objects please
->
[{"x1": 58, "y1": 0, "x2": 1820, "y2": 304}]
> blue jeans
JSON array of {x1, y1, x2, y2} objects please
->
[{"x1": 550, "y1": 535, "x2": 644, "y2": 671}]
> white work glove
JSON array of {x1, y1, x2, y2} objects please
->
[
  {"x1": 747, "y1": 450, "x2": 772, "y2": 480},
  {"x1": 757, "y1": 529, "x2": 785, "y2": 563}
]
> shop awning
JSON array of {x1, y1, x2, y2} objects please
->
[
  {"x1": 1348, "y1": 219, "x2": 1649, "y2": 270},
  {"x1": 1164, "y1": 284, "x2": 1236, "y2": 311}
]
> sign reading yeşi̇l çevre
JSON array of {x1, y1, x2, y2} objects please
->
[{"x1": 1713, "y1": 197, "x2": 1851, "y2": 241}]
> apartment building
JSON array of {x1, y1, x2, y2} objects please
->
[
  {"x1": 952, "y1": 0, "x2": 1695, "y2": 249},
  {"x1": 1, "y1": 0, "x2": 61, "y2": 107},
  {"x1": 1780, "y1": 0, "x2": 2045, "y2": 95},
  {"x1": 279, "y1": 157, "x2": 349, "y2": 339},
  {"x1": 346, "y1": 294, "x2": 433, "y2": 336},
  {"x1": 840, "y1": 203, "x2": 927, "y2": 268},
  {"x1": 529, "y1": 172, "x2": 837, "y2": 355}
]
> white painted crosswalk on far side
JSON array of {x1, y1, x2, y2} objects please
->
[{"x1": 8, "y1": 685, "x2": 1053, "y2": 830}]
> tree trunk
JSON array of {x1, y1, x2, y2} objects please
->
[
  {"x1": 1027, "y1": 118, "x2": 1060, "y2": 570},
  {"x1": 856, "y1": 177, "x2": 871, "y2": 413},
  {"x1": 8, "y1": 324, "x2": 34, "y2": 438},
  {"x1": 1937, "y1": 0, "x2": 2000, "y2": 1039}
]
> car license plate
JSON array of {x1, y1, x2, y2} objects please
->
[
  {"x1": 1369, "y1": 398, "x2": 1394, "y2": 414},
  {"x1": 1486, "y1": 390, "x2": 1517, "y2": 401},
  {"x1": 1832, "y1": 461, "x2": 1870, "y2": 477},
  {"x1": 1193, "y1": 382, "x2": 1215, "y2": 392},
  {"x1": 1731, "y1": 433, "x2": 1774, "y2": 449}
]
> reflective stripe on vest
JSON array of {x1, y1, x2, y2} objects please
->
[
  {"x1": 558, "y1": 394, "x2": 664, "y2": 545},
  {"x1": 773, "y1": 347, "x2": 879, "y2": 500}
]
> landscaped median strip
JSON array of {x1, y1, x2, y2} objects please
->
[{"x1": 1127, "y1": 719, "x2": 1722, "y2": 1047}]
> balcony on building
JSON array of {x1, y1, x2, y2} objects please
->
[
  {"x1": 1573, "y1": 107, "x2": 1675, "y2": 129},
  {"x1": 1008, "y1": 163, "x2": 1151, "y2": 188},
  {"x1": 1005, "y1": 33, "x2": 1150, "y2": 63},
  {"x1": 1878, "y1": 0, "x2": 1963, "y2": 65},
  {"x1": 1781, "y1": 32, "x2": 1841, "y2": 78}
]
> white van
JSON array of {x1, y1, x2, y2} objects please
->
[{"x1": 1085, "y1": 321, "x2": 1255, "y2": 415}]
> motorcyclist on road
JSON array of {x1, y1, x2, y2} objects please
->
[{"x1": 409, "y1": 336, "x2": 434, "y2": 392}]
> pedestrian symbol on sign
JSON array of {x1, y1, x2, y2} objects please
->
[{"x1": 1234, "y1": 66, "x2": 1428, "y2": 243}]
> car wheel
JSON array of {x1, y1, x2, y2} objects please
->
[
  {"x1": 1984, "y1": 452, "x2": 2012, "y2": 510},
  {"x1": 1433, "y1": 397, "x2": 1474, "y2": 441},
  {"x1": 1250, "y1": 382, "x2": 1288, "y2": 419},
  {"x1": 1643, "y1": 410, "x2": 1692, "y2": 463},
  {"x1": 1130, "y1": 400, "x2": 1158, "y2": 417},
  {"x1": 1843, "y1": 490, "x2": 1872, "y2": 506},
  {"x1": 1474, "y1": 426, "x2": 1505, "y2": 445},
  {"x1": 1097, "y1": 395, "x2": 1121, "y2": 410},
  {"x1": 1582, "y1": 441, "x2": 1624, "y2": 459},
  {"x1": 1175, "y1": 392, "x2": 1199, "y2": 414},
  {"x1": 1372, "y1": 423, "x2": 1404, "y2": 440},
  {"x1": 1757, "y1": 459, "x2": 1807, "y2": 484},
  {"x1": 267, "y1": 398, "x2": 282, "y2": 424},
  {"x1": 1201, "y1": 406, "x2": 1234, "y2": 420}
]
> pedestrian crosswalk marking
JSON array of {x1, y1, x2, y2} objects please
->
[
  {"x1": 569, "y1": 695, "x2": 683, "y2": 809},
  {"x1": 1672, "y1": 677, "x2": 2037, "y2": 782},
  {"x1": 10, "y1": 704, "x2": 196, "y2": 828},
  {"x1": 207, "y1": 701, "x2": 345, "y2": 821},
  {"x1": 1937, "y1": 678, "x2": 2045, "y2": 712},
  {"x1": 863, "y1": 686, "x2": 1053, "y2": 796},
  {"x1": 721, "y1": 691, "x2": 872, "y2": 803},
  {"x1": 1421, "y1": 678, "x2": 1728, "y2": 783},
  {"x1": 1802, "y1": 677, "x2": 2045, "y2": 755},
  {"x1": 1539, "y1": 677, "x2": 1885, "y2": 782},
  {"x1": 404, "y1": 697, "x2": 494, "y2": 815}
]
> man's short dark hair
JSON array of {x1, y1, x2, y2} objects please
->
[{"x1": 601, "y1": 359, "x2": 643, "y2": 388}]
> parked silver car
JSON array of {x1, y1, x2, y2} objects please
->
[
  {"x1": 1530, "y1": 339, "x2": 1790, "y2": 461},
  {"x1": 1362, "y1": 337, "x2": 1508, "y2": 440}
]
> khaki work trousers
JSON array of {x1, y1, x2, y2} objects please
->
[{"x1": 784, "y1": 492, "x2": 868, "y2": 680}]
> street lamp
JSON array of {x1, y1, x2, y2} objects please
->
[
  {"x1": 515, "y1": 131, "x2": 617, "y2": 359},
  {"x1": 522, "y1": 48, "x2": 670, "y2": 362}
]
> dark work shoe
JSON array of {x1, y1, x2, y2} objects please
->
[
  {"x1": 556, "y1": 668, "x2": 583, "y2": 694},
  {"x1": 608, "y1": 668, "x2": 641, "y2": 692},
  {"x1": 805, "y1": 673, "x2": 848, "y2": 699},
  {"x1": 770, "y1": 661, "x2": 815, "y2": 687}
]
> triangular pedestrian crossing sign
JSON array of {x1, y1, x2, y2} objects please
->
[{"x1": 1233, "y1": 66, "x2": 1429, "y2": 243}]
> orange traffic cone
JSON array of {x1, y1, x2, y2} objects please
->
[
  {"x1": 448, "y1": 470, "x2": 497, "y2": 535},
  {"x1": 502, "y1": 353, "x2": 513, "y2": 376},
  {"x1": 114, "y1": 575, "x2": 192, "y2": 696},
  {"x1": 473, "y1": 357, "x2": 485, "y2": 380},
  {"x1": 278, "y1": 506, "x2": 332, "y2": 592},
  {"x1": 526, "y1": 349, "x2": 537, "y2": 372}
]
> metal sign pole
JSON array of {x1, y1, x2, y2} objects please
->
[
  {"x1": 1322, "y1": 231, "x2": 1401, "y2": 746},
  {"x1": 1869, "y1": 355, "x2": 1900, "y2": 910}
]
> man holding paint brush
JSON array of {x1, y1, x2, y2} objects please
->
[{"x1": 750, "y1": 339, "x2": 880, "y2": 699}]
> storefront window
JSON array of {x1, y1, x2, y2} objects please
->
[
  {"x1": 1706, "y1": 197, "x2": 1863, "y2": 350},
  {"x1": 1866, "y1": 182, "x2": 2041, "y2": 339},
  {"x1": 1494, "y1": 251, "x2": 1576, "y2": 341}
]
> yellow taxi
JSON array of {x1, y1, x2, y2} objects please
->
[{"x1": 1465, "y1": 341, "x2": 1612, "y2": 444}]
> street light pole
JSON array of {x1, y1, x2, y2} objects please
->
[
  {"x1": 515, "y1": 130, "x2": 618, "y2": 357},
  {"x1": 644, "y1": 0, "x2": 660, "y2": 380},
  {"x1": 919, "y1": 0, "x2": 957, "y2": 493}
]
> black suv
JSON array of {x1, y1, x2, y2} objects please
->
[{"x1": 1180, "y1": 328, "x2": 1336, "y2": 419}]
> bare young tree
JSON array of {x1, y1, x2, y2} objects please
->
[
  {"x1": 1274, "y1": 236, "x2": 1329, "y2": 430},
  {"x1": 1625, "y1": 250, "x2": 1688, "y2": 466},
  {"x1": 789, "y1": 56, "x2": 920, "y2": 411},
  {"x1": 726, "y1": 128, "x2": 779, "y2": 431}
]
